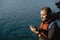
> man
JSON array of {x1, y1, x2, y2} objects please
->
[{"x1": 30, "y1": 7, "x2": 58, "y2": 40}]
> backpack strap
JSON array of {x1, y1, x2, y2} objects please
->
[{"x1": 48, "y1": 21, "x2": 56, "y2": 30}]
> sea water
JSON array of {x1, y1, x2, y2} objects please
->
[{"x1": 0, "y1": 0, "x2": 59, "y2": 40}]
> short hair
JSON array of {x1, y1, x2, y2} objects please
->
[
  {"x1": 41, "y1": 7, "x2": 52, "y2": 18},
  {"x1": 41, "y1": 7, "x2": 52, "y2": 14}
]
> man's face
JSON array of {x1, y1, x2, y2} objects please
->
[{"x1": 40, "y1": 10, "x2": 48, "y2": 21}]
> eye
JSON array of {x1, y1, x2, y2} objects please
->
[
  {"x1": 43, "y1": 14, "x2": 46, "y2": 16},
  {"x1": 42, "y1": 14, "x2": 46, "y2": 16}
]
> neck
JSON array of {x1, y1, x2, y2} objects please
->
[{"x1": 43, "y1": 19, "x2": 51, "y2": 23}]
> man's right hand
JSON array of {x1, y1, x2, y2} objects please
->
[
  {"x1": 30, "y1": 25, "x2": 36, "y2": 32},
  {"x1": 30, "y1": 25, "x2": 42, "y2": 38},
  {"x1": 30, "y1": 25, "x2": 39, "y2": 34}
]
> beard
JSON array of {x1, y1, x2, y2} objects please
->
[
  {"x1": 42, "y1": 18, "x2": 47, "y2": 21},
  {"x1": 42, "y1": 18, "x2": 49, "y2": 23}
]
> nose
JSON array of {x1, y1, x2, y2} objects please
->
[
  {"x1": 41, "y1": 16, "x2": 43, "y2": 19},
  {"x1": 41, "y1": 17, "x2": 43, "y2": 18},
  {"x1": 41, "y1": 15, "x2": 43, "y2": 18}
]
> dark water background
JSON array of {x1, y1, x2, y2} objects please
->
[{"x1": 0, "y1": 0, "x2": 60, "y2": 40}]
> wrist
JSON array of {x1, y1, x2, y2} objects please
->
[
  {"x1": 38, "y1": 34, "x2": 42, "y2": 38},
  {"x1": 35, "y1": 31, "x2": 39, "y2": 34}
]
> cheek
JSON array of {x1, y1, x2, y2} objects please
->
[
  {"x1": 41, "y1": 15, "x2": 47, "y2": 19},
  {"x1": 43, "y1": 16, "x2": 46, "y2": 18}
]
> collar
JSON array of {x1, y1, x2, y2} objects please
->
[{"x1": 43, "y1": 19, "x2": 52, "y2": 24}]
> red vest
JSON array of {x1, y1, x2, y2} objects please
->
[{"x1": 40, "y1": 19, "x2": 52, "y2": 38}]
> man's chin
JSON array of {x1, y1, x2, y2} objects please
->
[{"x1": 42, "y1": 19, "x2": 46, "y2": 21}]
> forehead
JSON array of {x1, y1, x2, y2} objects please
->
[{"x1": 40, "y1": 10, "x2": 48, "y2": 14}]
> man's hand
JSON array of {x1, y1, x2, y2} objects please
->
[
  {"x1": 30, "y1": 25, "x2": 39, "y2": 34},
  {"x1": 30, "y1": 25, "x2": 42, "y2": 38},
  {"x1": 30, "y1": 25, "x2": 36, "y2": 32}
]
